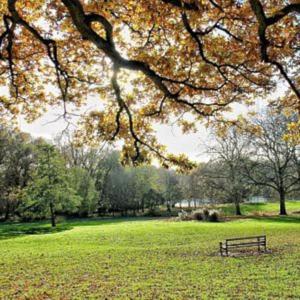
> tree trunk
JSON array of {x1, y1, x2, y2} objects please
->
[
  {"x1": 4, "y1": 202, "x2": 10, "y2": 221},
  {"x1": 167, "y1": 202, "x2": 171, "y2": 213},
  {"x1": 141, "y1": 199, "x2": 144, "y2": 213},
  {"x1": 98, "y1": 187, "x2": 106, "y2": 216},
  {"x1": 235, "y1": 201, "x2": 242, "y2": 216},
  {"x1": 279, "y1": 190, "x2": 287, "y2": 215},
  {"x1": 97, "y1": 169, "x2": 110, "y2": 216},
  {"x1": 49, "y1": 201, "x2": 56, "y2": 227}
]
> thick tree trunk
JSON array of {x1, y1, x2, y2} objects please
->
[
  {"x1": 235, "y1": 201, "x2": 242, "y2": 216},
  {"x1": 49, "y1": 201, "x2": 56, "y2": 227},
  {"x1": 279, "y1": 190, "x2": 287, "y2": 215}
]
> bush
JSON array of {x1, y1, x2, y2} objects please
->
[
  {"x1": 202, "y1": 208, "x2": 210, "y2": 221},
  {"x1": 178, "y1": 210, "x2": 192, "y2": 221},
  {"x1": 191, "y1": 210, "x2": 203, "y2": 221},
  {"x1": 208, "y1": 210, "x2": 219, "y2": 222},
  {"x1": 144, "y1": 208, "x2": 161, "y2": 217},
  {"x1": 190, "y1": 209, "x2": 219, "y2": 222},
  {"x1": 178, "y1": 208, "x2": 220, "y2": 222}
]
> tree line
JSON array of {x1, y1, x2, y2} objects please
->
[
  {"x1": 0, "y1": 128, "x2": 183, "y2": 226},
  {"x1": 0, "y1": 110, "x2": 299, "y2": 226}
]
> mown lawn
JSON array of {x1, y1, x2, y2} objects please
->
[
  {"x1": 217, "y1": 200, "x2": 300, "y2": 216},
  {"x1": 0, "y1": 209, "x2": 300, "y2": 299}
]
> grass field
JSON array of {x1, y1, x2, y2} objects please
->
[
  {"x1": 218, "y1": 200, "x2": 300, "y2": 216},
  {"x1": 1, "y1": 202, "x2": 300, "y2": 299}
]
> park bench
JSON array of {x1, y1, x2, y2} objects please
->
[{"x1": 220, "y1": 235, "x2": 267, "y2": 256}]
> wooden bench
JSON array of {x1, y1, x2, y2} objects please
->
[{"x1": 220, "y1": 235, "x2": 267, "y2": 256}]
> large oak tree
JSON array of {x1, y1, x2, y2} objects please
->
[{"x1": 0, "y1": 0, "x2": 299, "y2": 167}]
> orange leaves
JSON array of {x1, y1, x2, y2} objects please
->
[{"x1": 0, "y1": 0, "x2": 298, "y2": 167}]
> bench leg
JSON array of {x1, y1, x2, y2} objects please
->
[{"x1": 220, "y1": 243, "x2": 223, "y2": 256}]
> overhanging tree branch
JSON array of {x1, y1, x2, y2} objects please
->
[{"x1": 249, "y1": 0, "x2": 300, "y2": 99}]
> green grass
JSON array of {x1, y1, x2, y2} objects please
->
[
  {"x1": 0, "y1": 207, "x2": 300, "y2": 299},
  {"x1": 217, "y1": 200, "x2": 300, "y2": 216}
]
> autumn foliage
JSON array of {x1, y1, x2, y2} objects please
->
[{"x1": 0, "y1": 0, "x2": 299, "y2": 168}]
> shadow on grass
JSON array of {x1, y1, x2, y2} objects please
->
[
  {"x1": 0, "y1": 223, "x2": 73, "y2": 241},
  {"x1": 0, "y1": 216, "x2": 158, "y2": 240},
  {"x1": 64, "y1": 216, "x2": 160, "y2": 227}
]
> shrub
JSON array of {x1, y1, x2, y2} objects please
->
[
  {"x1": 208, "y1": 210, "x2": 219, "y2": 222},
  {"x1": 178, "y1": 210, "x2": 192, "y2": 221},
  {"x1": 179, "y1": 209, "x2": 220, "y2": 222},
  {"x1": 191, "y1": 210, "x2": 203, "y2": 221},
  {"x1": 202, "y1": 208, "x2": 210, "y2": 221},
  {"x1": 144, "y1": 208, "x2": 161, "y2": 217}
]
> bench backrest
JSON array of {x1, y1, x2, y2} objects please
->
[{"x1": 225, "y1": 235, "x2": 266, "y2": 244}]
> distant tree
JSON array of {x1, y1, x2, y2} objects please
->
[
  {"x1": 244, "y1": 111, "x2": 300, "y2": 215},
  {"x1": 56, "y1": 132, "x2": 105, "y2": 177},
  {"x1": 177, "y1": 171, "x2": 203, "y2": 208},
  {"x1": 23, "y1": 143, "x2": 80, "y2": 226},
  {"x1": 129, "y1": 166, "x2": 160, "y2": 212},
  {"x1": 0, "y1": 127, "x2": 34, "y2": 220},
  {"x1": 203, "y1": 128, "x2": 252, "y2": 215},
  {"x1": 142, "y1": 188, "x2": 164, "y2": 210},
  {"x1": 159, "y1": 170, "x2": 182, "y2": 212},
  {"x1": 68, "y1": 167, "x2": 98, "y2": 217},
  {"x1": 95, "y1": 151, "x2": 121, "y2": 215},
  {"x1": 105, "y1": 167, "x2": 131, "y2": 215}
]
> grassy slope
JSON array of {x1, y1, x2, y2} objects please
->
[{"x1": 0, "y1": 205, "x2": 300, "y2": 299}]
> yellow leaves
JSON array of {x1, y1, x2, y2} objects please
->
[
  {"x1": 179, "y1": 119, "x2": 197, "y2": 134},
  {"x1": 284, "y1": 121, "x2": 300, "y2": 146},
  {"x1": 91, "y1": 22, "x2": 106, "y2": 39},
  {"x1": 9, "y1": 104, "x2": 20, "y2": 115},
  {"x1": 166, "y1": 153, "x2": 197, "y2": 173},
  {"x1": 0, "y1": 0, "x2": 297, "y2": 168}
]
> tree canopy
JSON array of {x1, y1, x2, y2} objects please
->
[{"x1": 0, "y1": 0, "x2": 299, "y2": 167}]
